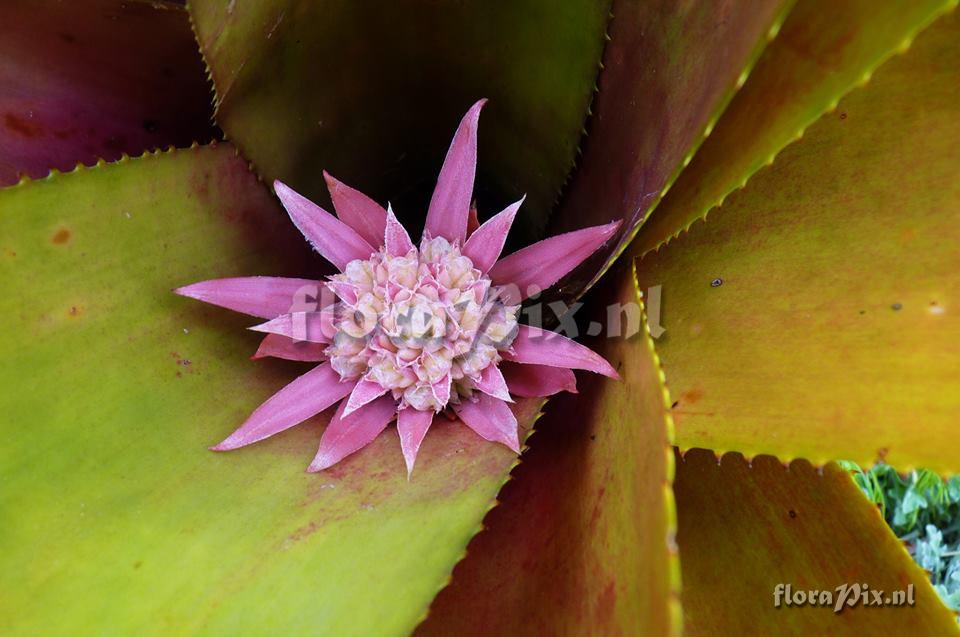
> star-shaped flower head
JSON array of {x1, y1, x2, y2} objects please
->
[{"x1": 176, "y1": 100, "x2": 620, "y2": 476}]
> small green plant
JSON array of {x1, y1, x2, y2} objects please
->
[{"x1": 841, "y1": 461, "x2": 960, "y2": 613}]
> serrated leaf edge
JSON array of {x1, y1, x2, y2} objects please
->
[
  {"x1": 411, "y1": 400, "x2": 548, "y2": 630},
  {"x1": 543, "y1": 7, "x2": 615, "y2": 241},
  {"x1": 639, "y1": 0, "x2": 959, "y2": 260},
  {"x1": 574, "y1": 0, "x2": 799, "y2": 302},
  {"x1": 1, "y1": 140, "x2": 238, "y2": 194},
  {"x1": 675, "y1": 448, "x2": 960, "y2": 624},
  {"x1": 632, "y1": 258, "x2": 683, "y2": 637}
]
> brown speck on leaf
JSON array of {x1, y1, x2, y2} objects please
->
[
  {"x1": 51, "y1": 228, "x2": 71, "y2": 245},
  {"x1": 789, "y1": 509, "x2": 797, "y2": 519}
]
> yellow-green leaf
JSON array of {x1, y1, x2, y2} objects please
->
[
  {"x1": 0, "y1": 145, "x2": 537, "y2": 636},
  {"x1": 675, "y1": 450, "x2": 958, "y2": 635},
  {"x1": 549, "y1": 0, "x2": 796, "y2": 295},
  {"x1": 633, "y1": 11, "x2": 960, "y2": 473},
  {"x1": 635, "y1": 0, "x2": 956, "y2": 256}
]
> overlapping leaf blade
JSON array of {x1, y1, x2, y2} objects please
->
[
  {"x1": 188, "y1": 0, "x2": 611, "y2": 246},
  {"x1": 634, "y1": 11, "x2": 960, "y2": 473},
  {"x1": 0, "y1": 145, "x2": 538, "y2": 636},
  {"x1": 675, "y1": 450, "x2": 958, "y2": 635},
  {"x1": 417, "y1": 264, "x2": 679, "y2": 636},
  {"x1": 548, "y1": 0, "x2": 796, "y2": 295},
  {"x1": 635, "y1": 0, "x2": 956, "y2": 256},
  {"x1": 0, "y1": 0, "x2": 215, "y2": 186}
]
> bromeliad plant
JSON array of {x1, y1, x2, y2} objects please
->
[{"x1": 2, "y1": 1, "x2": 959, "y2": 636}]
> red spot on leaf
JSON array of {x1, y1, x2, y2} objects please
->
[
  {"x1": 680, "y1": 388, "x2": 704, "y2": 405},
  {"x1": 51, "y1": 228, "x2": 71, "y2": 245},
  {"x1": 5, "y1": 113, "x2": 42, "y2": 138}
]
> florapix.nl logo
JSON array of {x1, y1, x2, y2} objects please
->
[{"x1": 277, "y1": 281, "x2": 664, "y2": 348}]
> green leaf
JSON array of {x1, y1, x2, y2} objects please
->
[
  {"x1": 188, "y1": 0, "x2": 611, "y2": 246},
  {"x1": 0, "y1": 145, "x2": 538, "y2": 636},
  {"x1": 417, "y1": 263, "x2": 679, "y2": 636},
  {"x1": 0, "y1": 0, "x2": 215, "y2": 186},
  {"x1": 675, "y1": 451, "x2": 958, "y2": 635},
  {"x1": 635, "y1": 0, "x2": 956, "y2": 257},
  {"x1": 549, "y1": 0, "x2": 796, "y2": 295},
  {"x1": 633, "y1": 10, "x2": 960, "y2": 473}
]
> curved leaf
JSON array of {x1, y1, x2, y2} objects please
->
[
  {"x1": 633, "y1": 11, "x2": 960, "y2": 473},
  {"x1": 418, "y1": 263, "x2": 680, "y2": 636},
  {"x1": 0, "y1": 145, "x2": 538, "y2": 636},
  {"x1": 548, "y1": 0, "x2": 796, "y2": 296},
  {"x1": 0, "y1": 0, "x2": 215, "y2": 186},
  {"x1": 188, "y1": 0, "x2": 610, "y2": 246},
  {"x1": 675, "y1": 450, "x2": 958, "y2": 635},
  {"x1": 636, "y1": 0, "x2": 955, "y2": 256}
]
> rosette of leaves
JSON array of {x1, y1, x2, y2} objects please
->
[{"x1": 2, "y1": 1, "x2": 959, "y2": 635}]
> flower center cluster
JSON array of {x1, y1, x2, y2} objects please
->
[{"x1": 326, "y1": 237, "x2": 519, "y2": 412}]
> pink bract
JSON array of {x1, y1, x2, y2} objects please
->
[{"x1": 176, "y1": 100, "x2": 620, "y2": 477}]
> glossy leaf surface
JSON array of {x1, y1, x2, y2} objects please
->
[
  {"x1": 0, "y1": 145, "x2": 538, "y2": 636},
  {"x1": 676, "y1": 450, "x2": 958, "y2": 635},
  {"x1": 549, "y1": 0, "x2": 795, "y2": 295},
  {"x1": 636, "y1": 0, "x2": 955, "y2": 256},
  {"x1": 189, "y1": 0, "x2": 611, "y2": 246},
  {"x1": 418, "y1": 264, "x2": 679, "y2": 636},
  {"x1": 634, "y1": 12, "x2": 960, "y2": 473},
  {"x1": 0, "y1": 0, "x2": 215, "y2": 186}
]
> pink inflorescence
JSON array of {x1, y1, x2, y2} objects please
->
[
  {"x1": 327, "y1": 234, "x2": 519, "y2": 413},
  {"x1": 176, "y1": 99, "x2": 621, "y2": 476}
]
